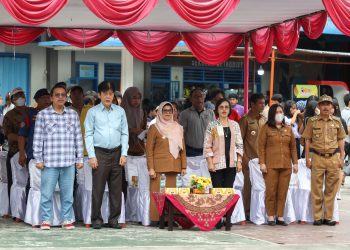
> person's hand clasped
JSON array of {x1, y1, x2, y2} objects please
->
[
  {"x1": 76, "y1": 163, "x2": 83, "y2": 169},
  {"x1": 89, "y1": 157, "x2": 98, "y2": 169},
  {"x1": 19, "y1": 152, "x2": 27, "y2": 168},
  {"x1": 306, "y1": 158, "x2": 312, "y2": 169},
  {"x1": 208, "y1": 162, "x2": 216, "y2": 172},
  {"x1": 119, "y1": 156, "x2": 127, "y2": 166},
  {"x1": 260, "y1": 164, "x2": 267, "y2": 173},
  {"x1": 293, "y1": 164, "x2": 298, "y2": 173},
  {"x1": 236, "y1": 161, "x2": 242, "y2": 172},
  {"x1": 36, "y1": 162, "x2": 44, "y2": 170},
  {"x1": 181, "y1": 169, "x2": 187, "y2": 176},
  {"x1": 149, "y1": 168, "x2": 156, "y2": 179}
]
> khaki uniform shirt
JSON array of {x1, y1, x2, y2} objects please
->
[
  {"x1": 302, "y1": 115, "x2": 346, "y2": 154},
  {"x1": 238, "y1": 112, "x2": 266, "y2": 160},
  {"x1": 70, "y1": 105, "x2": 92, "y2": 156},
  {"x1": 258, "y1": 124, "x2": 298, "y2": 169},
  {"x1": 3, "y1": 108, "x2": 26, "y2": 154},
  {"x1": 146, "y1": 125, "x2": 186, "y2": 172}
]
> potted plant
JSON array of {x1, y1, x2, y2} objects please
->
[{"x1": 190, "y1": 175, "x2": 212, "y2": 194}]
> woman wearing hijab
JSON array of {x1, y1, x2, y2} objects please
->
[
  {"x1": 121, "y1": 87, "x2": 149, "y2": 225},
  {"x1": 146, "y1": 102, "x2": 187, "y2": 223}
]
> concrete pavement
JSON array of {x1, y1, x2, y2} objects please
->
[{"x1": 1, "y1": 179, "x2": 350, "y2": 249}]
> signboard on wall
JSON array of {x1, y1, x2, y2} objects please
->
[
  {"x1": 293, "y1": 84, "x2": 318, "y2": 99},
  {"x1": 79, "y1": 64, "x2": 95, "y2": 78}
]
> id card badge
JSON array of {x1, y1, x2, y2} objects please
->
[{"x1": 217, "y1": 125, "x2": 224, "y2": 137}]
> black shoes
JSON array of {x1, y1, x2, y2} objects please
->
[
  {"x1": 267, "y1": 220, "x2": 276, "y2": 226},
  {"x1": 313, "y1": 219, "x2": 337, "y2": 226},
  {"x1": 313, "y1": 219, "x2": 322, "y2": 226},
  {"x1": 323, "y1": 219, "x2": 336, "y2": 226},
  {"x1": 93, "y1": 224, "x2": 102, "y2": 229},
  {"x1": 276, "y1": 220, "x2": 288, "y2": 226},
  {"x1": 109, "y1": 223, "x2": 122, "y2": 229}
]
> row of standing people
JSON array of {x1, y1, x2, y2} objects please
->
[{"x1": 1, "y1": 82, "x2": 344, "y2": 229}]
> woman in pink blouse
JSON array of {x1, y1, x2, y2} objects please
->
[{"x1": 204, "y1": 98, "x2": 244, "y2": 187}]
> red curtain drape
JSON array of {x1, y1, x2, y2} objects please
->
[
  {"x1": 273, "y1": 20, "x2": 300, "y2": 56},
  {"x1": 0, "y1": 0, "x2": 68, "y2": 25},
  {"x1": 323, "y1": 0, "x2": 350, "y2": 36},
  {"x1": 0, "y1": 27, "x2": 44, "y2": 46},
  {"x1": 117, "y1": 31, "x2": 181, "y2": 62},
  {"x1": 166, "y1": 0, "x2": 240, "y2": 29},
  {"x1": 299, "y1": 12, "x2": 327, "y2": 39},
  {"x1": 183, "y1": 33, "x2": 243, "y2": 65},
  {"x1": 83, "y1": 0, "x2": 159, "y2": 26},
  {"x1": 50, "y1": 29, "x2": 113, "y2": 48},
  {"x1": 250, "y1": 27, "x2": 274, "y2": 64}
]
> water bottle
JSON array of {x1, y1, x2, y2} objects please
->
[
  {"x1": 176, "y1": 174, "x2": 182, "y2": 188},
  {"x1": 160, "y1": 174, "x2": 166, "y2": 193}
]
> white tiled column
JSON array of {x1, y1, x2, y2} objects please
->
[{"x1": 121, "y1": 48, "x2": 134, "y2": 93}]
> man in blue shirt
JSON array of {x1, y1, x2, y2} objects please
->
[
  {"x1": 84, "y1": 81, "x2": 129, "y2": 229},
  {"x1": 18, "y1": 89, "x2": 51, "y2": 167}
]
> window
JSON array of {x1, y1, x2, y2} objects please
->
[{"x1": 104, "y1": 63, "x2": 121, "y2": 91}]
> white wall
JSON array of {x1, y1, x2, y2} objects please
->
[
  {"x1": 57, "y1": 51, "x2": 71, "y2": 83},
  {"x1": 133, "y1": 58, "x2": 144, "y2": 94},
  {"x1": 75, "y1": 50, "x2": 121, "y2": 83}
]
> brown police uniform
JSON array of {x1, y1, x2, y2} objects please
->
[
  {"x1": 238, "y1": 111, "x2": 266, "y2": 216},
  {"x1": 3, "y1": 107, "x2": 27, "y2": 199},
  {"x1": 258, "y1": 124, "x2": 298, "y2": 217},
  {"x1": 302, "y1": 95, "x2": 346, "y2": 221}
]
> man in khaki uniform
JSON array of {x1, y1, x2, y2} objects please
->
[
  {"x1": 303, "y1": 95, "x2": 346, "y2": 226},
  {"x1": 238, "y1": 93, "x2": 266, "y2": 219},
  {"x1": 3, "y1": 87, "x2": 28, "y2": 201}
]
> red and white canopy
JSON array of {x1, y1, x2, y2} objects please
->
[{"x1": 0, "y1": 0, "x2": 348, "y2": 65}]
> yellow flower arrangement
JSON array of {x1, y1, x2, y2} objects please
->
[{"x1": 190, "y1": 175, "x2": 212, "y2": 193}]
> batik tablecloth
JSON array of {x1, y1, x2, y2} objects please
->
[{"x1": 152, "y1": 192, "x2": 240, "y2": 231}]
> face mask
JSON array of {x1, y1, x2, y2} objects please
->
[
  {"x1": 275, "y1": 113, "x2": 284, "y2": 123},
  {"x1": 315, "y1": 108, "x2": 320, "y2": 115},
  {"x1": 14, "y1": 97, "x2": 25, "y2": 107}
]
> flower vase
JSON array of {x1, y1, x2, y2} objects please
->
[{"x1": 192, "y1": 188, "x2": 206, "y2": 194}]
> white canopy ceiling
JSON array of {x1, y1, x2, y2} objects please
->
[{"x1": 0, "y1": 0, "x2": 325, "y2": 33}]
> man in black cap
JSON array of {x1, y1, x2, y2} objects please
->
[{"x1": 18, "y1": 88, "x2": 51, "y2": 168}]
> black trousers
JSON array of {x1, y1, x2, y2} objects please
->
[
  {"x1": 6, "y1": 151, "x2": 15, "y2": 203},
  {"x1": 91, "y1": 147, "x2": 122, "y2": 225},
  {"x1": 210, "y1": 167, "x2": 237, "y2": 188}
]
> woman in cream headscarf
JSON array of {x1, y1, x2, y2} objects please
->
[{"x1": 146, "y1": 102, "x2": 187, "y2": 223}]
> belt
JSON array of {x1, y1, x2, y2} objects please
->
[
  {"x1": 311, "y1": 149, "x2": 339, "y2": 158},
  {"x1": 95, "y1": 146, "x2": 121, "y2": 154}
]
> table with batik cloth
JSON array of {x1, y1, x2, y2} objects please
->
[{"x1": 152, "y1": 192, "x2": 240, "y2": 231}]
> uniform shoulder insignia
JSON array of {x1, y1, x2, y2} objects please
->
[
  {"x1": 310, "y1": 116, "x2": 319, "y2": 121},
  {"x1": 332, "y1": 116, "x2": 341, "y2": 122}
]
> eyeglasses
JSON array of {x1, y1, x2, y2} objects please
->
[
  {"x1": 54, "y1": 93, "x2": 66, "y2": 98},
  {"x1": 162, "y1": 109, "x2": 173, "y2": 114}
]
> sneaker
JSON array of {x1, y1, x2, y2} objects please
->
[
  {"x1": 62, "y1": 220, "x2": 75, "y2": 230},
  {"x1": 41, "y1": 221, "x2": 51, "y2": 230}
]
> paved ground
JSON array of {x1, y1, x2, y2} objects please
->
[{"x1": 1, "y1": 180, "x2": 350, "y2": 250}]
